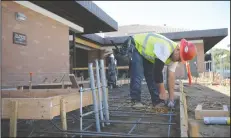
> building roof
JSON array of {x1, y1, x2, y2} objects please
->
[
  {"x1": 79, "y1": 25, "x2": 227, "y2": 53},
  {"x1": 31, "y1": 1, "x2": 118, "y2": 33},
  {"x1": 103, "y1": 24, "x2": 192, "y2": 37}
]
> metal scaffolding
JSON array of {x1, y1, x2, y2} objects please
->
[{"x1": 3, "y1": 59, "x2": 177, "y2": 137}]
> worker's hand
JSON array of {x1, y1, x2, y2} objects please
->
[
  {"x1": 159, "y1": 89, "x2": 168, "y2": 101},
  {"x1": 167, "y1": 100, "x2": 175, "y2": 108},
  {"x1": 169, "y1": 95, "x2": 175, "y2": 102}
]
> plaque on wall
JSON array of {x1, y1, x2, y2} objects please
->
[{"x1": 13, "y1": 32, "x2": 27, "y2": 46}]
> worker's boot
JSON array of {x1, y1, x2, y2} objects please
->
[{"x1": 131, "y1": 100, "x2": 145, "y2": 108}]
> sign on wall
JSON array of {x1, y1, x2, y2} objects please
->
[{"x1": 13, "y1": 32, "x2": 27, "y2": 46}]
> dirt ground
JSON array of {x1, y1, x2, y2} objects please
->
[
  {"x1": 184, "y1": 83, "x2": 230, "y2": 137},
  {"x1": 102, "y1": 84, "x2": 180, "y2": 137},
  {"x1": 1, "y1": 84, "x2": 181, "y2": 137}
]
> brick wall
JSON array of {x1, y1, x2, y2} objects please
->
[
  {"x1": 2, "y1": 2, "x2": 69, "y2": 87},
  {"x1": 195, "y1": 43, "x2": 205, "y2": 73}
]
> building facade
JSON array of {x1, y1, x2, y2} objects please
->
[
  {"x1": 1, "y1": 1, "x2": 228, "y2": 87},
  {"x1": 1, "y1": 1, "x2": 117, "y2": 87}
]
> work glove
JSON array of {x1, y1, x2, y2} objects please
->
[{"x1": 167, "y1": 100, "x2": 175, "y2": 108}]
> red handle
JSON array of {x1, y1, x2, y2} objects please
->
[{"x1": 186, "y1": 62, "x2": 192, "y2": 85}]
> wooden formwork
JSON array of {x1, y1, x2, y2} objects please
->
[
  {"x1": 179, "y1": 83, "x2": 189, "y2": 137},
  {"x1": 195, "y1": 104, "x2": 229, "y2": 120},
  {"x1": 1, "y1": 88, "x2": 108, "y2": 137},
  {"x1": 175, "y1": 81, "x2": 189, "y2": 138},
  {"x1": 177, "y1": 80, "x2": 201, "y2": 137}
]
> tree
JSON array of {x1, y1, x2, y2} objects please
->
[{"x1": 211, "y1": 48, "x2": 230, "y2": 71}]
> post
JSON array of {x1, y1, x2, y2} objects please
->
[
  {"x1": 222, "y1": 59, "x2": 225, "y2": 80},
  {"x1": 99, "y1": 59, "x2": 110, "y2": 125},
  {"x1": 73, "y1": 33, "x2": 76, "y2": 75},
  {"x1": 10, "y1": 101, "x2": 18, "y2": 137},
  {"x1": 189, "y1": 121, "x2": 199, "y2": 137},
  {"x1": 88, "y1": 63, "x2": 101, "y2": 132},
  {"x1": 209, "y1": 61, "x2": 211, "y2": 72},
  {"x1": 95, "y1": 59, "x2": 105, "y2": 127},
  {"x1": 79, "y1": 87, "x2": 83, "y2": 138},
  {"x1": 60, "y1": 99, "x2": 67, "y2": 137},
  {"x1": 29, "y1": 72, "x2": 32, "y2": 90},
  {"x1": 62, "y1": 80, "x2": 64, "y2": 89},
  {"x1": 220, "y1": 58, "x2": 223, "y2": 84},
  {"x1": 211, "y1": 49, "x2": 215, "y2": 72}
]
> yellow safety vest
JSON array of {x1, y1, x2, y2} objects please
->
[{"x1": 133, "y1": 33, "x2": 178, "y2": 64}]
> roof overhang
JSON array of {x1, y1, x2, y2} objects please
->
[
  {"x1": 30, "y1": 1, "x2": 118, "y2": 33},
  {"x1": 102, "y1": 28, "x2": 228, "y2": 53},
  {"x1": 14, "y1": 1, "x2": 84, "y2": 33}
]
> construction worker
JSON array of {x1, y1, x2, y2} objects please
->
[
  {"x1": 120, "y1": 33, "x2": 197, "y2": 108},
  {"x1": 107, "y1": 53, "x2": 118, "y2": 88}
]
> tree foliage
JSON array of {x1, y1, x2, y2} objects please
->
[{"x1": 211, "y1": 48, "x2": 230, "y2": 70}]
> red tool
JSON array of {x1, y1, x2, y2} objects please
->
[{"x1": 186, "y1": 62, "x2": 192, "y2": 85}]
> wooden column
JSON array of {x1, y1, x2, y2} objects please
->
[
  {"x1": 10, "y1": 101, "x2": 18, "y2": 137},
  {"x1": 73, "y1": 33, "x2": 77, "y2": 75},
  {"x1": 189, "y1": 121, "x2": 199, "y2": 137},
  {"x1": 60, "y1": 99, "x2": 67, "y2": 137}
]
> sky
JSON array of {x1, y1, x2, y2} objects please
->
[{"x1": 93, "y1": 1, "x2": 230, "y2": 50}]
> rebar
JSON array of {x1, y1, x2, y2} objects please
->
[
  {"x1": 88, "y1": 63, "x2": 101, "y2": 132},
  {"x1": 82, "y1": 111, "x2": 94, "y2": 117},
  {"x1": 20, "y1": 130, "x2": 154, "y2": 137},
  {"x1": 110, "y1": 114, "x2": 174, "y2": 118},
  {"x1": 127, "y1": 118, "x2": 142, "y2": 134},
  {"x1": 83, "y1": 123, "x2": 94, "y2": 131},
  {"x1": 85, "y1": 119, "x2": 176, "y2": 125},
  {"x1": 95, "y1": 59, "x2": 105, "y2": 127},
  {"x1": 7, "y1": 58, "x2": 180, "y2": 137},
  {"x1": 99, "y1": 59, "x2": 110, "y2": 125},
  {"x1": 167, "y1": 108, "x2": 173, "y2": 138},
  {"x1": 109, "y1": 111, "x2": 176, "y2": 116}
]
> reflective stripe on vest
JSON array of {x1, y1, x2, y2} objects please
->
[{"x1": 133, "y1": 33, "x2": 176, "y2": 64}]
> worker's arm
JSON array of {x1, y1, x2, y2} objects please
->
[
  {"x1": 167, "y1": 69, "x2": 175, "y2": 101},
  {"x1": 154, "y1": 58, "x2": 167, "y2": 100},
  {"x1": 167, "y1": 62, "x2": 178, "y2": 101}
]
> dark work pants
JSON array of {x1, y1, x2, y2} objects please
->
[{"x1": 129, "y1": 45, "x2": 160, "y2": 104}]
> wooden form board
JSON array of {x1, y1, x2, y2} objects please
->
[
  {"x1": 195, "y1": 104, "x2": 230, "y2": 120},
  {"x1": 179, "y1": 81, "x2": 189, "y2": 137},
  {"x1": 1, "y1": 88, "x2": 108, "y2": 120},
  {"x1": 180, "y1": 92, "x2": 189, "y2": 137}
]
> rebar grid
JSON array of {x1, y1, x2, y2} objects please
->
[
  {"x1": 2, "y1": 59, "x2": 178, "y2": 137},
  {"x1": 106, "y1": 87, "x2": 175, "y2": 137}
]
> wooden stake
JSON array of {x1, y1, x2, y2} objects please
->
[
  {"x1": 189, "y1": 121, "x2": 199, "y2": 137},
  {"x1": 60, "y1": 99, "x2": 67, "y2": 137},
  {"x1": 62, "y1": 80, "x2": 64, "y2": 89},
  {"x1": 9, "y1": 101, "x2": 18, "y2": 137}
]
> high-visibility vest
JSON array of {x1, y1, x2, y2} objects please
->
[{"x1": 132, "y1": 33, "x2": 178, "y2": 64}]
